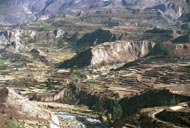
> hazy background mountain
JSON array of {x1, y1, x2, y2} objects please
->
[
  {"x1": 122, "y1": 0, "x2": 190, "y2": 19},
  {"x1": 0, "y1": 0, "x2": 36, "y2": 24},
  {"x1": 0, "y1": 0, "x2": 189, "y2": 25}
]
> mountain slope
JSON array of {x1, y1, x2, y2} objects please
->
[
  {"x1": 29, "y1": 0, "x2": 117, "y2": 16},
  {"x1": 122, "y1": 0, "x2": 190, "y2": 19},
  {"x1": 0, "y1": 0, "x2": 36, "y2": 25},
  {"x1": 0, "y1": 0, "x2": 189, "y2": 24}
]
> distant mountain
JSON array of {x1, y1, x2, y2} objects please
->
[
  {"x1": 28, "y1": 0, "x2": 117, "y2": 16},
  {"x1": 0, "y1": 0, "x2": 189, "y2": 25},
  {"x1": 29, "y1": 0, "x2": 190, "y2": 19},
  {"x1": 122, "y1": 0, "x2": 190, "y2": 19},
  {"x1": 0, "y1": 0, "x2": 36, "y2": 25}
]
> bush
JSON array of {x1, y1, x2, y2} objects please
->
[
  {"x1": 45, "y1": 79, "x2": 56, "y2": 89},
  {"x1": 70, "y1": 72, "x2": 87, "y2": 80},
  {"x1": 110, "y1": 93, "x2": 123, "y2": 122},
  {"x1": 188, "y1": 101, "x2": 190, "y2": 107}
]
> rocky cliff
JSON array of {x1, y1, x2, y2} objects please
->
[
  {"x1": 0, "y1": 88, "x2": 49, "y2": 119},
  {"x1": 0, "y1": 30, "x2": 25, "y2": 52},
  {"x1": 0, "y1": 88, "x2": 60, "y2": 128},
  {"x1": 58, "y1": 40, "x2": 156, "y2": 68}
]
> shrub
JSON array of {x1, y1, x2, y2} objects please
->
[
  {"x1": 45, "y1": 79, "x2": 55, "y2": 89},
  {"x1": 110, "y1": 93, "x2": 123, "y2": 122}
]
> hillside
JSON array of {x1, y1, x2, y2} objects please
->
[{"x1": 0, "y1": 0, "x2": 189, "y2": 24}]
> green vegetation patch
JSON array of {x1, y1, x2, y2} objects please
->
[
  {"x1": 172, "y1": 33, "x2": 190, "y2": 44},
  {"x1": 0, "y1": 115, "x2": 49, "y2": 128},
  {"x1": 145, "y1": 28, "x2": 173, "y2": 34}
]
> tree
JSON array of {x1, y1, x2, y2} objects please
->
[{"x1": 111, "y1": 93, "x2": 123, "y2": 122}]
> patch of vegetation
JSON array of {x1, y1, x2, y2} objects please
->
[
  {"x1": 4, "y1": 117, "x2": 20, "y2": 128},
  {"x1": 14, "y1": 52, "x2": 23, "y2": 57},
  {"x1": 123, "y1": 112, "x2": 173, "y2": 128},
  {"x1": 70, "y1": 72, "x2": 87, "y2": 80},
  {"x1": 36, "y1": 84, "x2": 48, "y2": 89},
  {"x1": 86, "y1": 80, "x2": 100, "y2": 85},
  {"x1": 51, "y1": 20, "x2": 71, "y2": 27},
  {"x1": 45, "y1": 79, "x2": 58, "y2": 89},
  {"x1": 0, "y1": 57, "x2": 5, "y2": 63},
  {"x1": 142, "y1": 33, "x2": 173, "y2": 43},
  {"x1": 145, "y1": 28, "x2": 173, "y2": 34},
  {"x1": 120, "y1": 89, "x2": 190, "y2": 117},
  {"x1": 57, "y1": 49, "x2": 92, "y2": 68},
  {"x1": 156, "y1": 110, "x2": 190, "y2": 127},
  {"x1": 110, "y1": 93, "x2": 123, "y2": 122},
  {"x1": 21, "y1": 34, "x2": 36, "y2": 44},
  {"x1": 181, "y1": 22, "x2": 190, "y2": 30},
  {"x1": 179, "y1": 60, "x2": 190, "y2": 64},
  {"x1": 188, "y1": 101, "x2": 190, "y2": 107},
  {"x1": 172, "y1": 33, "x2": 190, "y2": 44},
  {"x1": 2, "y1": 116, "x2": 49, "y2": 128}
]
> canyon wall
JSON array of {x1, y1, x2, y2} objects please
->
[{"x1": 59, "y1": 40, "x2": 156, "y2": 68}]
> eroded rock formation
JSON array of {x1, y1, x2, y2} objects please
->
[
  {"x1": 0, "y1": 88, "x2": 49, "y2": 119},
  {"x1": 91, "y1": 41, "x2": 155, "y2": 66},
  {"x1": 0, "y1": 30, "x2": 24, "y2": 52},
  {"x1": 59, "y1": 40, "x2": 156, "y2": 68}
]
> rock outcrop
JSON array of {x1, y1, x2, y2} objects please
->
[
  {"x1": 0, "y1": 88, "x2": 60, "y2": 128},
  {"x1": 0, "y1": 30, "x2": 24, "y2": 52},
  {"x1": 0, "y1": 88, "x2": 49, "y2": 119},
  {"x1": 54, "y1": 29, "x2": 65, "y2": 38},
  {"x1": 162, "y1": 33, "x2": 190, "y2": 58},
  {"x1": 91, "y1": 41, "x2": 155, "y2": 65},
  {"x1": 164, "y1": 42, "x2": 190, "y2": 58},
  {"x1": 30, "y1": 48, "x2": 48, "y2": 63},
  {"x1": 58, "y1": 40, "x2": 156, "y2": 68}
]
